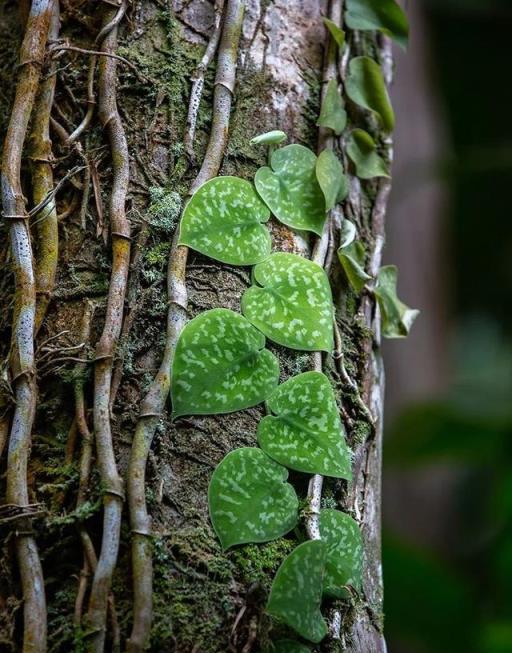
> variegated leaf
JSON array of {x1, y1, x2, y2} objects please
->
[
  {"x1": 241, "y1": 253, "x2": 334, "y2": 352},
  {"x1": 320, "y1": 509, "x2": 363, "y2": 598},
  {"x1": 254, "y1": 145, "x2": 326, "y2": 235},
  {"x1": 258, "y1": 372, "x2": 352, "y2": 479},
  {"x1": 267, "y1": 540, "x2": 328, "y2": 643},
  {"x1": 179, "y1": 176, "x2": 272, "y2": 265},
  {"x1": 208, "y1": 448, "x2": 298, "y2": 550},
  {"x1": 171, "y1": 308, "x2": 280, "y2": 417}
]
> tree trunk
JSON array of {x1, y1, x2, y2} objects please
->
[{"x1": 0, "y1": 1, "x2": 393, "y2": 651}]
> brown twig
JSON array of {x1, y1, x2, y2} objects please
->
[
  {"x1": 1, "y1": 1, "x2": 55, "y2": 651},
  {"x1": 183, "y1": 0, "x2": 225, "y2": 163},
  {"x1": 125, "y1": 2, "x2": 245, "y2": 651},
  {"x1": 84, "y1": 3, "x2": 130, "y2": 651},
  {"x1": 29, "y1": 0, "x2": 60, "y2": 335},
  {"x1": 1, "y1": 4, "x2": 61, "y2": 653}
]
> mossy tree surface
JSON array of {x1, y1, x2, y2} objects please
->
[{"x1": 0, "y1": 1, "x2": 394, "y2": 652}]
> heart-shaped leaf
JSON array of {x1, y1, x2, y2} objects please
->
[
  {"x1": 209, "y1": 448, "x2": 298, "y2": 550},
  {"x1": 346, "y1": 56, "x2": 395, "y2": 132},
  {"x1": 254, "y1": 144, "x2": 326, "y2": 235},
  {"x1": 263, "y1": 641, "x2": 311, "y2": 653},
  {"x1": 316, "y1": 149, "x2": 348, "y2": 211},
  {"x1": 345, "y1": 0, "x2": 409, "y2": 49},
  {"x1": 241, "y1": 253, "x2": 334, "y2": 352},
  {"x1": 171, "y1": 308, "x2": 280, "y2": 417},
  {"x1": 251, "y1": 130, "x2": 287, "y2": 145},
  {"x1": 317, "y1": 79, "x2": 347, "y2": 136},
  {"x1": 323, "y1": 18, "x2": 345, "y2": 50},
  {"x1": 346, "y1": 129, "x2": 390, "y2": 179},
  {"x1": 178, "y1": 176, "x2": 272, "y2": 265},
  {"x1": 375, "y1": 266, "x2": 419, "y2": 338},
  {"x1": 320, "y1": 509, "x2": 363, "y2": 598},
  {"x1": 258, "y1": 371, "x2": 352, "y2": 479},
  {"x1": 267, "y1": 540, "x2": 328, "y2": 643}
]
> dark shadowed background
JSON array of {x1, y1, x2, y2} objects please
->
[{"x1": 383, "y1": 1, "x2": 512, "y2": 651}]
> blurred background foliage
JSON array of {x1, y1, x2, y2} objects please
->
[{"x1": 382, "y1": 1, "x2": 512, "y2": 651}]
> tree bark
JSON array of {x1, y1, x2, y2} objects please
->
[{"x1": 0, "y1": 1, "x2": 393, "y2": 651}]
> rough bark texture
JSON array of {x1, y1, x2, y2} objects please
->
[{"x1": 0, "y1": 1, "x2": 391, "y2": 651}]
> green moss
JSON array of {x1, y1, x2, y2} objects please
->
[
  {"x1": 230, "y1": 539, "x2": 296, "y2": 589},
  {"x1": 148, "y1": 187, "x2": 182, "y2": 233}
]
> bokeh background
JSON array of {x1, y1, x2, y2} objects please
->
[{"x1": 383, "y1": 1, "x2": 512, "y2": 651}]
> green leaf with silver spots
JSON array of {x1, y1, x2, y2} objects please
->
[
  {"x1": 316, "y1": 149, "x2": 348, "y2": 211},
  {"x1": 171, "y1": 308, "x2": 280, "y2": 417},
  {"x1": 317, "y1": 79, "x2": 347, "y2": 136},
  {"x1": 345, "y1": 0, "x2": 409, "y2": 49},
  {"x1": 179, "y1": 176, "x2": 271, "y2": 265},
  {"x1": 208, "y1": 448, "x2": 298, "y2": 550},
  {"x1": 267, "y1": 540, "x2": 328, "y2": 643},
  {"x1": 346, "y1": 129, "x2": 390, "y2": 179},
  {"x1": 346, "y1": 56, "x2": 395, "y2": 132},
  {"x1": 254, "y1": 145, "x2": 326, "y2": 235},
  {"x1": 375, "y1": 266, "x2": 419, "y2": 338},
  {"x1": 320, "y1": 509, "x2": 363, "y2": 598},
  {"x1": 242, "y1": 253, "x2": 334, "y2": 352},
  {"x1": 258, "y1": 372, "x2": 352, "y2": 479}
]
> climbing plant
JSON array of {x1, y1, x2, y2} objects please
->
[{"x1": 168, "y1": 2, "x2": 417, "y2": 645}]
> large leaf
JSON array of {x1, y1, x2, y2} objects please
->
[
  {"x1": 337, "y1": 221, "x2": 371, "y2": 293},
  {"x1": 346, "y1": 129, "x2": 390, "y2": 179},
  {"x1": 254, "y1": 144, "x2": 326, "y2": 235},
  {"x1": 258, "y1": 371, "x2": 352, "y2": 479},
  {"x1": 346, "y1": 56, "x2": 395, "y2": 132},
  {"x1": 320, "y1": 509, "x2": 363, "y2": 598},
  {"x1": 323, "y1": 18, "x2": 345, "y2": 50},
  {"x1": 316, "y1": 149, "x2": 348, "y2": 211},
  {"x1": 317, "y1": 79, "x2": 347, "y2": 136},
  {"x1": 267, "y1": 540, "x2": 328, "y2": 643},
  {"x1": 241, "y1": 253, "x2": 334, "y2": 352},
  {"x1": 179, "y1": 176, "x2": 271, "y2": 265},
  {"x1": 171, "y1": 308, "x2": 280, "y2": 417},
  {"x1": 345, "y1": 0, "x2": 409, "y2": 49},
  {"x1": 208, "y1": 448, "x2": 298, "y2": 550},
  {"x1": 263, "y1": 641, "x2": 311, "y2": 653},
  {"x1": 374, "y1": 266, "x2": 419, "y2": 338}
]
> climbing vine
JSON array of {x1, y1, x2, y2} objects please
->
[{"x1": 165, "y1": 0, "x2": 416, "y2": 649}]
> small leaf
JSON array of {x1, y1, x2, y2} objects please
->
[
  {"x1": 316, "y1": 150, "x2": 348, "y2": 211},
  {"x1": 242, "y1": 253, "x2": 334, "y2": 352},
  {"x1": 267, "y1": 540, "x2": 328, "y2": 643},
  {"x1": 317, "y1": 79, "x2": 347, "y2": 136},
  {"x1": 209, "y1": 448, "x2": 298, "y2": 550},
  {"x1": 345, "y1": 0, "x2": 409, "y2": 49},
  {"x1": 263, "y1": 640, "x2": 311, "y2": 653},
  {"x1": 346, "y1": 129, "x2": 389, "y2": 179},
  {"x1": 320, "y1": 509, "x2": 363, "y2": 598},
  {"x1": 346, "y1": 56, "x2": 395, "y2": 132},
  {"x1": 374, "y1": 265, "x2": 419, "y2": 338},
  {"x1": 171, "y1": 308, "x2": 280, "y2": 417},
  {"x1": 323, "y1": 18, "x2": 345, "y2": 50},
  {"x1": 255, "y1": 145, "x2": 326, "y2": 235},
  {"x1": 179, "y1": 176, "x2": 271, "y2": 265},
  {"x1": 251, "y1": 130, "x2": 288, "y2": 145},
  {"x1": 338, "y1": 225, "x2": 372, "y2": 293},
  {"x1": 258, "y1": 371, "x2": 352, "y2": 479},
  {"x1": 339, "y1": 219, "x2": 357, "y2": 249}
]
